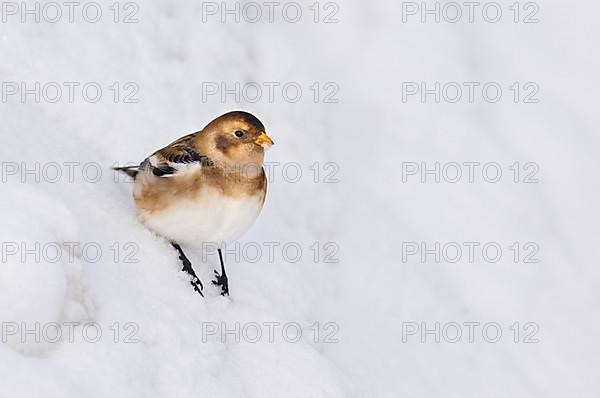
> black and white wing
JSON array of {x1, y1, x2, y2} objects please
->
[{"x1": 144, "y1": 132, "x2": 213, "y2": 177}]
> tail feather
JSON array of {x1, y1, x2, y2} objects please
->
[{"x1": 112, "y1": 165, "x2": 140, "y2": 179}]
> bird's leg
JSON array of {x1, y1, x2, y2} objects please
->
[
  {"x1": 212, "y1": 248, "x2": 229, "y2": 296},
  {"x1": 171, "y1": 242, "x2": 203, "y2": 297}
]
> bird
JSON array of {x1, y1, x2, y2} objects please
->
[{"x1": 113, "y1": 111, "x2": 274, "y2": 297}]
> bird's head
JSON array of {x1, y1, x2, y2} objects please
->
[{"x1": 200, "y1": 111, "x2": 274, "y2": 168}]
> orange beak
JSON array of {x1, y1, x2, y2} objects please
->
[{"x1": 255, "y1": 131, "x2": 274, "y2": 147}]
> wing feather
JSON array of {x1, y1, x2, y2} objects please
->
[{"x1": 143, "y1": 132, "x2": 212, "y2": 177}]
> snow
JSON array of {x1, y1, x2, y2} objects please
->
[{"x1": 1, "y1": 0, "x2": 599, "y2": 397}]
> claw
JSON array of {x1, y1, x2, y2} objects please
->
[
  {"x1": 192, "y1": 276, "x2": 203, "y2": 290},
  {"x1": 212, "y1": 270, "x2": 229, "y2": 296},
  {"x1": 191, "y1": 282, "x2": 204, "y2": 297}
]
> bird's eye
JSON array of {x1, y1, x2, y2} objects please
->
[{"x1": 234, "y1": 130, "x2": 245, "y2": 138}]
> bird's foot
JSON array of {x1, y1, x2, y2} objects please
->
[
  {"x1": 172, "y1": 242, "x2": 204, "y2": 297},
  {"x1": 181, "y1": 269, "x2": 204, "y2": 297},
  {"x1": 190, "y1": 278, "x2": 204, "y2": 297},
  {"x1": 181, "y1": 261, "x2": 204, "y2": 297},
  {"x1": 212, "y1": 270, "x2": 229, "y2": 296}
]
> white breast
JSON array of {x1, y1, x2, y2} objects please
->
[{"x1": 139, "y1": 188, "x2": 264, "y2": 248}]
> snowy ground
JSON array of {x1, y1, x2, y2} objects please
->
[{"x1": 1, "y1": 0, "x2": 599, "y2": 397}]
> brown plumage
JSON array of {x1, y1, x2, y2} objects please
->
[{"x1": 113, "y1": 111, "x2": 274, "y2": 297}]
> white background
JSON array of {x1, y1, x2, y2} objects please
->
[{"x1": 0, "y1": 1, "x2": 598, "y2": 397}]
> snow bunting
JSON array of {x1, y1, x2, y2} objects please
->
[{"x1": 113, "y1": 111, "x2": 274, "y2": 296}]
